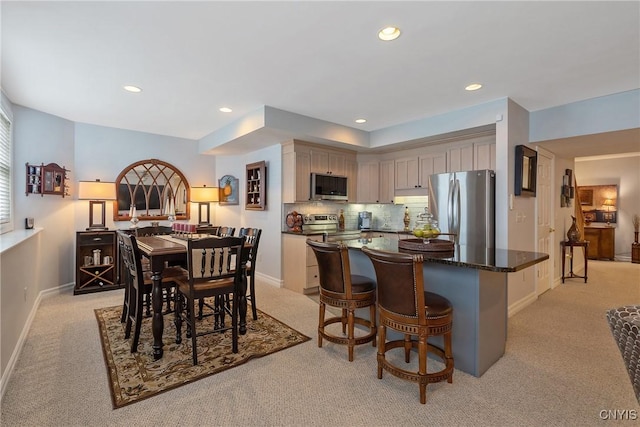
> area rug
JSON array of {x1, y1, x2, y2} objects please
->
[{"x1": 95, "y1": 305, "x2": 311, "y2": 408}]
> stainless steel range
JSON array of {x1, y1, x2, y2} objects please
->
[{"x1": 302, "y1": 213, "x2": 363, "y2": 242}]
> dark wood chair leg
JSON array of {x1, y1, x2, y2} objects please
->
[
  {"x1": 249, "y1": 275, "x2": 258, "y2": 320},
  {"x1": 188, "y1": 298, "x2": 198, "y2": 365},
  {"x1": 174, "y1": 291, "x2": 183, "y2": 344}
]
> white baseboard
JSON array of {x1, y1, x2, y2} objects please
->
[
  {"x1": 508, "y1": 291, "x2": 538, "y2": 318},
  {"x1": 0, "y1": 282, "x2": 74, "y2": 401},
  {"x1": 255, "y1": 272, "x2": 283, "y2": 288}
]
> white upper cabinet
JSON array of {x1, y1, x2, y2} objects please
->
[
  {"x1": 282, "y1": 143, "x2": 311, "y2": 203},
  {"x1": 378, "y1": 160, "x2": 395, "y2": 203},
  {"x1": 418, "y1": 152, "x2": 447, "y2": 185},
  {"x1": 346, "y1": 158, "x2": 358, "y2": 202},
  {"x1": 310, "y1": 149, "x2": 346, "y2": 176},
  {"x1": 474, "y1": 141, "x2": 496, "y2": 171},
  {"x1": 395, "y1": 157, "x2": 420, "y2": 190},
  {"x1": 357, "y1": 161, "x2": 380, "y2": 203},
  {"x1": 282, "y1": 141, "x2": 356, "y2": 203},
  {"x1": 447, "y1": 145, "x2": 474, "y2": 172},
  {"x1": 395, "y1": 152, "x2": 446, "y2": 192}
]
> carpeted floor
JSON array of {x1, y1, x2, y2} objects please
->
[
  {"x1": 96, "y1": 305, "x2": 310, "y2": 408},
  {"x1": 1, "y1": 260, "x2": 639, "y2": 426}
]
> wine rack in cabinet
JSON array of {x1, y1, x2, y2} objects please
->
[
  {"x1": 246, "y1": 161, "x2": 266, "y2": 210},
  {"x1": 74, "y1": 231, "x2": 120, "y2": 295}
]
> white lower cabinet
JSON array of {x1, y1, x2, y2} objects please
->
[{"x1": 283, "y1": 233, "x2": 322, "y2": 294}]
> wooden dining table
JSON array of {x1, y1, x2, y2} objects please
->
[{"x1": 136, "y1": 234, "x2": 250, "y2": 360}]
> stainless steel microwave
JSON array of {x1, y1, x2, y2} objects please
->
[{"x1": 310, "y1": 173, "x2": 348, "y2": 201}]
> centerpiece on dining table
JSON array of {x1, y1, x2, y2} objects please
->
[{"x1": 398, "y1": 208, "x2": 455, "y2": 253}]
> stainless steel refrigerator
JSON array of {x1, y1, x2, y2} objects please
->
[{"x1": 428, "y1": 170, "x2": 495, "y2": 248}]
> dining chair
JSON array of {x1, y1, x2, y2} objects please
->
[
  {"x1": 194, "y1": 226, "x2": 237, "y2": 320},
  {"x1": 362, "y1": 246, "x2": 454, "y2": 404},
  {"x1": 239, "y1": 227, "x2": 262, "y2": 320},
  {"x1": 217, "y1": 226, "x2": 236, "y2": 237},
  {"x1": 135, "y1": 225, "x2": 180, "y2": 314},
  {"x1": 306, "y1": 239, "x2": 377, "y2": 361},
  {"x1": 119, "y1": 231, "x2": 187, "y2": 353},
  {"x1": 174, "y1": 235, "x2": 248, "y2": 365},
  {"x1": 135, "y1": 225, "x2": 173, "y2": 236},
  {"x1": 196, "y1": 225, "x2": 221, "y2": 236}
]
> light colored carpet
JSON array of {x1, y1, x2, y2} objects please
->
[{"x1": 1, "y1": 260, "x2": 639, "y2": 426}]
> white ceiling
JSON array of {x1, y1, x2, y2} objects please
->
[{"x1": 2, "y1": 1, "x2": 639, "y2": 157}]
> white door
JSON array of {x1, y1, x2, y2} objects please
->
[{"x1": 535, "y1": 148, "x2": 554, "y2": 295}]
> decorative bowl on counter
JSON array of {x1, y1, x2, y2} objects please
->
[{"x1": 398, "y1": 238, "x2": 455, "y2": 253}]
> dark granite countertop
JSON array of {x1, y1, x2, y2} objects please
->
[
  {"x1": 282, "y1": 228, "x2": 413, "y2": 236},
  {"x1": 281, "y1": 230, "x2": 325, "y2": 236},
  {"x1": 344, "y1": 237, "x2": 549, "y2": 273}
]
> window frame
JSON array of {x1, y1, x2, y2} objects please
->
[{"x1": 0, "y1": 95, "x2": 14, "y2": 234}]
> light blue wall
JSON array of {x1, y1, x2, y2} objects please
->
[
  {"x1": 530, "y1": 89, "x2": 640, "y2": 142},
  {"x1": 213, "y1": 143, "x2": 282, "y2": 284}
]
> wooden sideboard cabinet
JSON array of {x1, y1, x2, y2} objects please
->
[
  {"x1": 583, "y1": 226, "x2": 615, "y2": 260},
  {"x1": 75, "y1": 231, "x2": 120, "y2": 295}
]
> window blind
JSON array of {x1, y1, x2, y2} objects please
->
[{"x1": 0, "y1": 109, "x2": 12, "y2": 228}]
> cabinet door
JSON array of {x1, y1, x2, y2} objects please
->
[
  {"x1": 395, "y1": 157, "x2": 419, "y2": 190},
  {"x1": 601, "y1": 228, "x2": 615, "y2": 259},
  {"x1": 357, "y1": 161, "x2": 379, "y2": 203},
  {"x1": 474, "y1": 142, "x2": 496, "y2": 170},
  {"x1": 379, "y1": 160, "x2": 395, "y2": 203},
  {"x1": 418, "y1": 152, "x2": 446, "y2": 188},
  {"x1": 329, "y1": 152, "x2": 346, "y2": 176},
  {"x1": 310, "y1": 149, "x2": 329, "y2": 174},
  {"x1": 345, "y1": 159, "x2": 358, "y2": 202},
  {"x1": 295, "y1": 150, "x2": 311, "y2": 202},
  {"x1": 447, "y1": 145, "x2": 474, "y2": 172}
]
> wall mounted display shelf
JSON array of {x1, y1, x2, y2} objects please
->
[
  {"x1": 25, "y1": 162, "x2": 69, "y2": 197},
  {"x1": 246, "y1": 161, "x2": 266, "y2": 210}
]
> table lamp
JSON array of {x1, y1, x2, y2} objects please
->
[
  {"x1": 603, "y1": 198, "x2": 615, "y2": 226},
  {"x1": 78, "y1": 179, "x2": 116, "y2": 230},
  {"x1": 190, "y1": 185, "x2": 219, "y2": 225}
]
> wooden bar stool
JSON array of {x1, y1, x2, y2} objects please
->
[
  {"x1": 307, "y1": 239, "x2": 377, "y2": 361},
  {"x1": 362, "y1": 246, "x2": 454, "y2": 404}
]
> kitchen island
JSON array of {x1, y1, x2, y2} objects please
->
[{"x1": 344, "y1": 237, "x2": 549, "y2": 377}]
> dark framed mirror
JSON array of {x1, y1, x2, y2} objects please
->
[
  {"x1": 113, "y1": 159, "x2": 190, "y2": 221},
  {"x1": 514, "y1": 145, "x2": 537, "y2": 197}
]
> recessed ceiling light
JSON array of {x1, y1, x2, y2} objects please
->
[
  {"x1": 465, "y1": 83, "x2": 483, "y2": 91},
  {"x1": 355, "y1": 118, "x2": 367, "y2": 124},
  {"x1": 219, "y1": 107, "x2": 232, "y2": 113},
  {"x1": 123, "y1": 85, "x2": 142, "y2": 93},
  {"x1": 378, "y1": 26, "x2": 401, "y2": 41}
]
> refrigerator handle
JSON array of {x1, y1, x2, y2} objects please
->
[
  {"x1": 447, "y1": 178, "x2": 455, "y2": 234},
  {"x1": 453, "y1": 179, "x2": 460, "y2": 243}
]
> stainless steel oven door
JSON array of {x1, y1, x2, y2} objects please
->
[{"x1": 323, "y1": 231, "x2": 363, "y2": 242}]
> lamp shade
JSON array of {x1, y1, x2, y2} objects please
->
[
  {"x1": 77, "y1": 180, "x2": 116, "y2": 200},
  {"x1": 191, "y1": 186, "x2": 219, "y2": 203},
  {"x1": 603, "y1": 199, "x2": 615, "y2": 208}
]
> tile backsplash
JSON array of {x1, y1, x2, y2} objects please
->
[{"x1": 284, "y1": 196, "x2": 429, "y2": 231}]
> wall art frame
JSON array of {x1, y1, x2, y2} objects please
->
[
  {"x1": 218, "y1": 174, "x2": 239, "y2": 205},
  {"x1": 514, "y1": 144, "x2": 537, "y2": 197}
]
